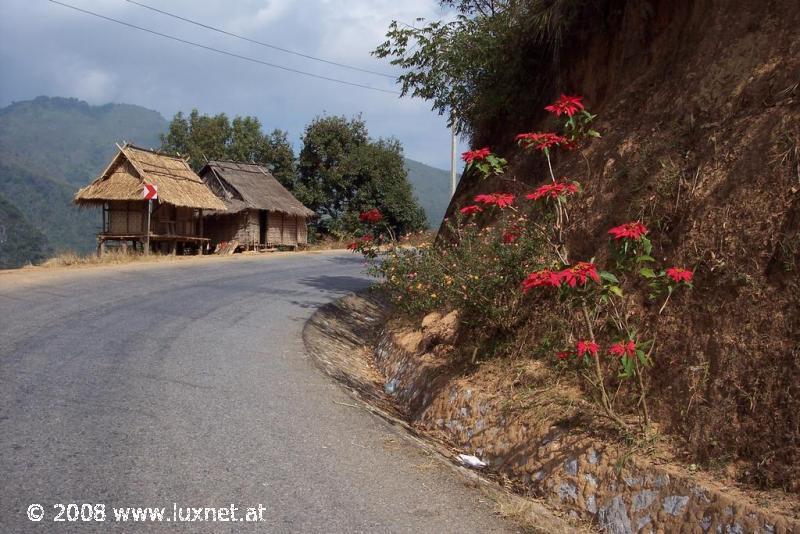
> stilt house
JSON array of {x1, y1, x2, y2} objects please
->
[
  {"x1": 74, "y1": 144, "x2": 226, "y2": 255},
  {"x1": 199, "y1": 161, "x2": 315, "y2": 250}
]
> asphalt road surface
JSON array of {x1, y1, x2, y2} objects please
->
[{"x1": 0, "y1": 252, "x2": 516, "y2": 533}]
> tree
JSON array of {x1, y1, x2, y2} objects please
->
[
  {"x1": 294, "y1": 115, "x2": 426, "y2": 236},
  {"x1": 160, "y1": 110, "x2": 296, "y2": 187},
  {"x1": 372, "y1": 0, "x2": 605, "y2": 142}
]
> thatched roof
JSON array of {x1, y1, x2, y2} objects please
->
[
  {"x1": 74, "y1": 144, "x2": 226, "y2": 210},
  {"x1": 200, "y1": 161, "x2": 315, "y2": 218}
]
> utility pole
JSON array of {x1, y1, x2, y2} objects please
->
[{"x1": 450, "y1": 120, "x2": 457, "y2": 197}]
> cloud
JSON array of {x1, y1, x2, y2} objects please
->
[{"x1": 0, "y1": 0, "x2": 468, "y2": 169}]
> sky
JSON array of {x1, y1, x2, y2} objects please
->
[{"x1": 0, "y1": 0, "x2": 468, "y2": 170}]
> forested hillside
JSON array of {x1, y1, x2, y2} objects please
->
[
  {"x1": 403, "y1": 158, "x2": 451, "y2": 228},
  {"x1": 0, "y1": 96, "x2": 167, "y2": 266}
]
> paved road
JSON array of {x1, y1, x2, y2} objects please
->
[{"x1": 0, "y1": 252, "x2": 514, "y2": 533}]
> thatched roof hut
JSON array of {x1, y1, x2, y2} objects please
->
[
  {"x1": 74, "y1": 144, "x2": 225, "y2": 255},
  {"x1": 75, "y1": 144, "x2": 225, "y2": 210},
  {"x1": 199, "y1": 161, "x2": 315, "y2": 250}
]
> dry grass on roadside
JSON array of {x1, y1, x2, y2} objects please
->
[{"x1": 37, "y1": 250, "x2": 180, "y2": 269}]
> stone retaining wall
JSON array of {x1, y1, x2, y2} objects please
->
[{"x1": 374, "y1": 324, "x2": 799, "y2": 534}]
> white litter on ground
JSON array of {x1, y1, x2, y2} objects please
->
[{"x1": 457, "y1": 454, "x2": 487, "y2": 468}]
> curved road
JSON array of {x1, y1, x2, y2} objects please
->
[{"x1": 0, "y1": 252, "x2": 515, "y2": 533}]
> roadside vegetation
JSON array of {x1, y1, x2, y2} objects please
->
[{"x1": 367, "y1": 0, "x2": 800, "y2": 497}]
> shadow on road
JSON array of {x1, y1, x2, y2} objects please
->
[{"x1": 297, "y1": 274, "x2": 372, "y2": 294}]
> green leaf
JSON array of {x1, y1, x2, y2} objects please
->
[
  {"x1": 600, "y1": 271, "x2": 620, "y2": 283},
  {"x1": 587, "y1": 129, "x2": 601, "y2": 138},
  {"x1": 636, "y1": 255, "x2": 655, "y2": 263},
  {"x1": 639, "y1": 268, "x2": 657, "y2": 278},
  {"x1": 641, "y1": 236, "x2": 653, "y2": 255},
  {"x1": 609, "y1": 285, "x2": 624, "y2": 297}
]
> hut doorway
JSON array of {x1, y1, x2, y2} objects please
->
[{"x1": 258, "y1": 210, "x2": 267, "y2": 245}]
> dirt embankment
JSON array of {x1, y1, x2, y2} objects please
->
[{"x1": 448, "y1": 0, "x2": 800, "y2": 494}]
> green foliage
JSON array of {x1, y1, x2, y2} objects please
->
[
  {"x1": 370, "y1": 211, "x2": 551, "y2": 337},
  {"x1": 160, "y1": 110, "x2": 296, "y2": 187},
  {"x1": 373, "y1": 0, "x2": 603, "y2": 139},
  {"x1": 0, "y1": 192, "x2": 49, "y2": 268},
  {"x1": 0, "y1": 96, "x2": 167, "y2": 264},
  {"x1": 295, "y1": 115, "x2": 427, "y2": 236}
]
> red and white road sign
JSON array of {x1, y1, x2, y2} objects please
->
[{"x1": 142, "y1": 183, "x2": 158, "y2": 200}]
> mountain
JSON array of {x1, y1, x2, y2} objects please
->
[
  {"x1": 0, "y1": 192, "x2": 49, "y2": 268},
  {"x1": 404, "y1": 158, "x2": 452, "y2": 228},
  {"x1": 0, "y1": 96, "x2": 167, "y2": 267},
  {"x1": 0, "y1": 96, "x2": 450, "y2": 267}
]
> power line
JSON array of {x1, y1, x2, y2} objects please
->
[
  {"x1": 124, "y1": 0, "x2": 396, "y2": 79},
  {"x1": 48, "y1": 0, "x2": 401, "y2": 95}
]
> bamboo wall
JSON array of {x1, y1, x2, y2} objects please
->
[
  {"x1": 105, "y1": 201, "x2": 200, "y2": 236},
  {"x1": 205, "y1": 210, "x2": 308, "y2": 247}
]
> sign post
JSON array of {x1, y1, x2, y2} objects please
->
[{"x1": 142, "y1": 184, "x2": 158, "y2": 255}]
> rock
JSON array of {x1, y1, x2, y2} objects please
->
[
  {"x1": 384, "y1": 378, "x2": 400, "y2": 394},
  {"x1": 564, "y1": 458, "x2": 578, "y2": 475},
  {"x1": 632, "y1": 490, "x2": 658, "y2": 512},
  {"x1": 662, "y1": 495, "x2": 689, "y2": 517},
  {"x1": 420, "y1": 311, "x2": 443, "y2": 329},
  {"x1": 598, "y1": 495, "x2": 633, "y2": 534},
  {"x1": 586, "y1": 494, "x2": 597, "y2": 514},
  {"x1": 558, "y1": 483, "x2": 578, "y2": 501}
]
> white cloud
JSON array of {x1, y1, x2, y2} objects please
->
[{"x1": 0, "y1": 0, "x2": 464, "y2": 168}]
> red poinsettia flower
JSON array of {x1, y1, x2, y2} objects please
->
[
  {"x1": 502, "y1": 230, "x2": 519, "y2": 244},
  {"x1": 515, "y1": 132, "x2": 568, "y2": 151},
  {"x1": 544, "y1": 94, "x2": 585, "y2": 117},
  {"x1": 525, "y1": 180, "x2": 580, "y2": 201},
  {"x1": 474, "y1": 193, "x2": 516, "y2": 209},
  {"x1": 608, "y1": 340, "x2": 636, "y2": 357},
  {"x1": 347, "y1": 241, "x2": 359, "y2": 251},
  {"x1": 359, "y1": 208, "x2": 383, "y2": 224},
  {"x1": 521, "y1": 269, "x2": 562, "y2": 292},
  {"x1": 608, "y1": 221, "x2": 648, "y2": 241},
  {"x1": 460, "y1": 204, "x2": 483, "y2": 215},
  {"x1": 462, "y1": 147, "x2": 492, "y2": 162},
  {"x1": 557, "y1": 351, "x2": 571, "y2": 360},
  {"x1": 558, "y1": 262, "x2": 601, "y2": 287},
  {"x1": 665, "y1": 267, "x2": 693, "y2": 283},
  {"x1": 576, "y1": 340, "x2": 599, "y2": 357}
]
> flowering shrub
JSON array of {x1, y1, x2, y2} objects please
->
[
  {"x1": 474, "y1": 193, "x2": 516, "y2": 208},
  {"x1": 355, "y1": 92, "x2": 695, "y2": 430},
  {"x1": 462, "y1": 147, "x2": 507, "y2": 178},
  {"x1": 359, "y1": 208, "x2": 383, "y2": 224}
]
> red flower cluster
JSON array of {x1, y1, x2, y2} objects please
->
[
  {"x1": 460, "y1": 204, "x2": 483, "y2": 215},
  {"x1": 608, "y1": 221, "x2": 648, "y2": 241},
  {"x1": 560, "y1": 262, "x2": 601, "y2": 287},
  {"x1": 666, "y1": 267, "x2": 693, "y2": 283},
  {"x1": 521, "y1": 269, "x2": 561, "y2": 292},
  {"x1": 608, "y1": 340, "x2": 636, "y2": 358},
  {"x1": 515, "y1": 132, "x2": 568, "y2": 151},
  {"x1": 502, "y1": 230, "x2": 519, "y2": 244},
  {"x1": 544, "y1": 94, "x2": 585, "y2": 117},
  {"x1": 522, "y1": 262, "x2": 600, "y2": 292},
  {"x1": 474, "y1": 193, "x2": 516, "y2": 209},
  {"x1": 577, "y1": 340, "x2": 599, "y2": 357},
  {"x1": 359, "y1": 208, "x2": 383, "y2": 224},
  {"x1": 525, "y1": 180, "x2": 579, "y2": 201},
  {"x1": 462, "y1": 147, "x2": 491, "y2": 162},
  {"x1": 347, "y1": 235, "x2": 373, "y2": 250}
]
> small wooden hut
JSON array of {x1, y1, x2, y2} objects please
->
[
  {"x1": 74, "y1": 144, "x2": 226, "y2": 255},
  {"x1": 199, "y1": 161, "x2": 315, "y2": 250}
]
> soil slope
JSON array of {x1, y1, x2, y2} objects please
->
[{"x1": 449, "y1": 0, "x2": 800, "y2": 493}]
